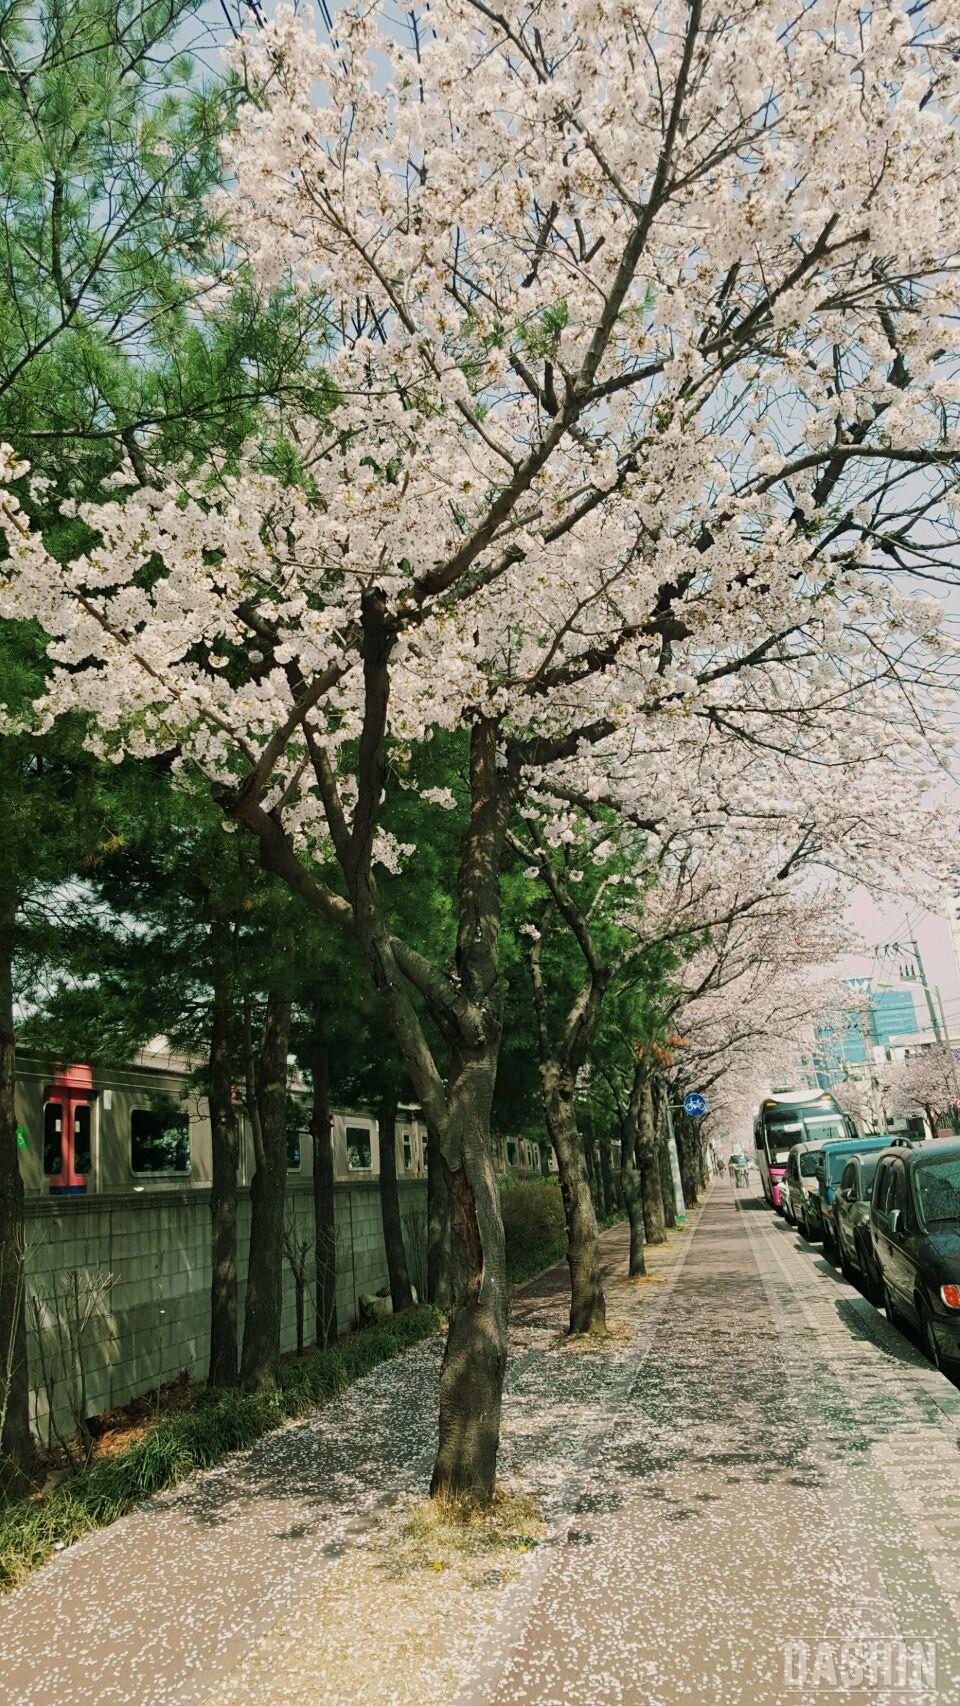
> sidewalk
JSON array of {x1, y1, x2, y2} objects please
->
[
  {"x1": 474, "y1": 1185, "x2": 960, "y2": 1705},
  {"x1": 5, "y1": 1186, "x2": 960, "y2": 1704},
  {"x1": 0, "y1": 1212, "x2": 698, "y2": 1706}
]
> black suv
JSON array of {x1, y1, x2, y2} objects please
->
[{"x1": 869, "y1": 1139, "x2": 960, "y2": 1374}]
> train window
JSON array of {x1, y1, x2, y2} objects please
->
[
  {"x1": 345, "y1": 1125, "x2": 372, "y2": 1171},
  {"x1": 43, "y1": 1102, "x2": 63, "y2": 1176},
  {"x1": 74, "y1": 1104, "x2": 92, "y2": 1175},
  {"x1": 130, "y1": 1101, "x2": 191, "y2": 1174}
]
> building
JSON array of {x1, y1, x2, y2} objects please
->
[{"x1": 813, "y1": 983, "x2": 921, "y2": 1088}]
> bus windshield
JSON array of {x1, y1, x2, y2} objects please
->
[{"x1": 761, "y1": 1107, "x2": 847, "y2": 1165}]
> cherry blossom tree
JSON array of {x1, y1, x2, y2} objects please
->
[
  {"x1": 663, "y1": 896, "x2": 847, "y2": 1181},
  {"x1": 886, "y1": 1044, "x2": 960, "y2": 1134},
  {"x1": 2, "y1": 0, "x2": 960, "y2": 1498}
]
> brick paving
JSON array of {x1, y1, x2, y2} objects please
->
[{"x1": 3, "y1": 1184, "x2": 960, "y2": 1704}]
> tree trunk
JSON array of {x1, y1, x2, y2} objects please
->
[
  {"x1": 598, "y1": 1131, "x2": 616, "y2": 1219},
  {"x1": 620, "y1": 1115, "x2": 646, "y2": 1278},
  {"x1": 924, "y1": 1103, "x2": 937, "y2": 1142},
  {"x1": 638, "y1": 1077, "x2": 666, "y2": 1245},
  {"x1": 208, "y1": 917, "x2": 239, "y2": 1388},
  {"x1": 426, "y1": 1117, "x2": 452, "y2": 1309},
  {"x1": 316, "y1": 713, "x2": 510, "y2": 1503},
  {"x1": 378, "y1": 1097, "x2": 414, "y2": 1312},
  {"x1": 676, "y1": 1112, "x2": 701, "y2": 1208},
  {"x1": 583, "y1": 1126, "x2": 602, "y2": 1217},
  {"x1": 240, "y1": 992, "x2": 291, "y2": 1392},
  {"x1": 309, "y1": 1033, "x2": 337, "y2": 1349},
  {"x1": 430, "y1": 1046, "x2": 508, "y2": 1503},
  {"x1": 0, "y1": 896, "x2": 32, "y2": 1495},
  {"x1": 543, "y1": 1070, "x2": 607, "y2": 1335}
]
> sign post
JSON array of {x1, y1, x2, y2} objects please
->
[{"x1": 663, "y1": 1102, "x2": 688, "y2": 1224}]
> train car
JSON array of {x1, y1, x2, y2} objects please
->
[
  {"x1": 14, "y1": 1046, "x2": 430, "y2": 1197},
  {"x1": 14, "y1": 1042, "x2": 572, "y2": 1201}
]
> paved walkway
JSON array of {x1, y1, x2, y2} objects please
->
[
  {"x1": 4, "y1": 1185, "x2": 960, "y2": 1703},
  {"x1": 0, "y1": 1217, "x2": 680, "y2": 1706},
  {"x1": 471, "y1": 1184, "x2": 960, "y2": 1705}
]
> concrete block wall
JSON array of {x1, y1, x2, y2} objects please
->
[{"x1": 24, "y1": 1177, "x2": 428, "y2": 1442}]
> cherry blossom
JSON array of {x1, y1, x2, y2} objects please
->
[{"x1": 2, "y1": 0, "x2": 959, "y2": 1497}]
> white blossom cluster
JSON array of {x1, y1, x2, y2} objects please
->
[{"x1": 1, "y1": 0, "x2": 959, "y2": 930}]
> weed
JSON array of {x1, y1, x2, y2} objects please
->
[{"x1": 374, "y1": 1487, "x2": 545, "y2": 1584}]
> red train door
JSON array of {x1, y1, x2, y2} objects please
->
[{"x1": 43, "y1": 1064, "x2": 94, "y2": 1195}]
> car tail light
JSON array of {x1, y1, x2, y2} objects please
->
[{"x1": 940, "y1": 1285, "x2": 960, "y2": 1310}]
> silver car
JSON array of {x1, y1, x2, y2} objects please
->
[{"x1": 783, "y1": 1141, "x2": 824, "y2": 1241}]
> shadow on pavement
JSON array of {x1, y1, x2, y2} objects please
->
[{"x1": 833, "y1": 1294, "x2": 927, "y2": 1368}]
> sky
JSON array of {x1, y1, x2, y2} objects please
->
[{"x1": 839, "y1": 890, "x2": 960, "y2": 1041}]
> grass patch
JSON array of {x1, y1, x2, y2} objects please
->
[
  {"x1": 374, "y1": 1488, "x2": 546, "y2": 1586},
  {"x1": 0, "y1": 1304, "x2": 443, "y2": 1596}
]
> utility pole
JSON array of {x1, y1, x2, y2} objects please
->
[
  {"x1": 936, "y1": 986, "x2": 953, "y2": 1052},
  {"x1": 879, "y1": 924, "x2": 960, "y2": 1134},
  {"x1": 876, "y1": 927, "x2": 942, "y2": 1042},
  {"x1": 908, "y1": 926, "x2": 944, "y2": 1045},
  {"x1": 935, "y1": 986, "x2": 960, "y2": 1132}
]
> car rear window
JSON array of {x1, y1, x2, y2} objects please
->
[
  {"x1": 824, "y1": 1148, "x2": 856, "y2": 1183},
  {"x1": 915, "y1": 1157, "x2": 960, "y2": 1228},
  {"x1": 800, "y1": 1151, "x2": 821, "y2": 1177}
]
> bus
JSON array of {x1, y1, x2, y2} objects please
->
[{"x1": 753, "y1": 1089, "x2": 858, "y2": 1208}]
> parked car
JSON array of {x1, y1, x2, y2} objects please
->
[
  {"x1": 782, "y1": 1142, "x2": 824, "y2": 1240},
  {"x1": 780, "y1": 1159, "x2": 796, "y2": 1224},
  {"x1": 833, "y1": 1153, "x2": 883, "y2": 1299},
  {"x1": 812, "y1": 1134, "x2": 890, "y2": 1256},
  {"x1": 869, "y1": 1138, "x2": 960, "y2": 1375}
]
